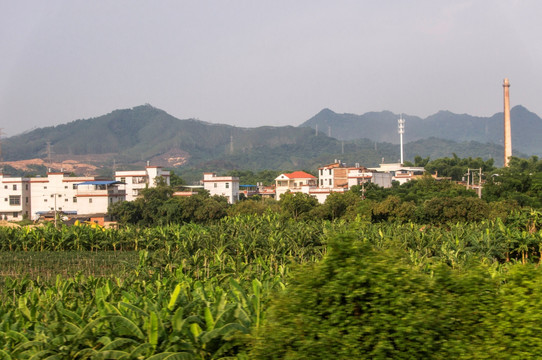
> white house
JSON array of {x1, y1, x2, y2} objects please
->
[
  {"x1": 203, "y1": 173, "x2": 239, "y2": 204},
  {"x1": 75, "y1": 180, "x2": 126, "y2": 215},
  {"x1": 0, "y1": 173, "x2": 31, "y2": 221},
  {"x1": 29, "y1": 172, "x2": 102, "y2": 220},
  {"x1": 274, "y1": 171, "x2": 317, "y2": 200},
  {"x1": 115, "y1": 166, "x2": 170, "y2": 201}
]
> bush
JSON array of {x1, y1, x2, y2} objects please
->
[{"x1": 251, "y1": 233, "x2": 501, "y2": 359}]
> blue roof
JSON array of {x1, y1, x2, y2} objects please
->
[
  {"x1": 239, "y1": 184, "x2": 257, "y2": 188},
  {"x1": 76, "y1": 181, "x2": 122, "y2": 185}
]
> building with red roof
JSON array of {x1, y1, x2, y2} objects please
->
[{"x1": 274, "y1": 171, "x2": 317, "y2": 200}]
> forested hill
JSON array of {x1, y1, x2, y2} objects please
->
[
  {"x1": 300, "y1": 105, "x2": 542, "y2": 155},
  {"x1": 4, "y1": 105, "x2": 334, "y2": 165},
  {"x1": 2, "y1": 105, "x2": 524, "y2": 175}
]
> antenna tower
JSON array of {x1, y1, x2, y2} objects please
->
[{"x1": 398, "y1": 115, "x2": 405, "y2": 165}]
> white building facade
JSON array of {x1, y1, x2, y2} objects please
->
[
  {"x1": 274, "y1": 171, "x2": 318, "y2": 200},
  {"x1": 368, "y1": 163, "x2": 425, "y2": 185},
  {"x1": 29, "y1": 173, "x2": 101, "y2": 220},
  {"x1": 0, "y1": 174, "x2": 31, "y2": 221},
  {"x1": 75, "y1": 181, "x2": 126, "y2": 215},
  {"x1": 115, "y1": 166, "x2": 170, "y2": 201},
  {"x1": 203, "y1": 173, "x2": 239, "y2": 204}
]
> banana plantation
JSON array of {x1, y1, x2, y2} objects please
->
[{"x1": 3, "y1": 211, "x2": 542, "y2": 358}]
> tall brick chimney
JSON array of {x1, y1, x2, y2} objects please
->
[{"x1": 503, "y1": 78, "x2": 512, "y2": 167}]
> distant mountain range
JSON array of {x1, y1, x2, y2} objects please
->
[
  {"x1": 300, "y1": 105, "x2": 540, "y2": 155},
  {"x1": 1, "y1": 104, "x2": 534, "y2": 178}
]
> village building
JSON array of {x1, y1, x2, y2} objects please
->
[
  {"x1": 0, "y1": 173, "x2": 31, "y2": 221},
  {"x1": 318, "y1": 161, "x2": 351, "y2": 189},
  {"x1": 202, "y1": 173, "x2": 239, "y2": 204},
  {"x1": 368, "y1": 163, "x2": 425, "y2": 185},
  {"x1": 29, "y1": 172, "x2": 102, "y2": 220},
  {"x1": 274, "y1": 171, "x2": 318, "y2": 200},
  {"x1": 115, "y1": 166, "x2": 170, "y2": 201},
  {"x1": 74, "y1": 180, "x2": 126, "y2": 216}
]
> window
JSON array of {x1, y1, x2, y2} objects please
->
[
  {"x1": 110, "y1": 198, "x2": 113, "y2": 204},
  {"x1": 320, "y1": 179, "x2": 323, "y2": 186},
  {"x1": 65, "y1": 185, "x2": 68, "y2": 189},
  {"x1": 225, "y1": 183, "x2": 229, "y2": 189},
  {"x1": 44, "y1": 186, "x2": 47, "y2": 189},
  {"x1": 73, "y1": 184, "x2": 77, "y2": 190},
  {"x1": 3, "y1": 185, "x2": 6, "y2": 189},
  {"x1": 44, "y1": 199, "x2": 48, "y2": 203},
  {"x1": 133, "y1": 176, "x2": 147, "y2": 184},
  {"x1": 25, "y1": 197, "x2": 28, "y2": 203},
  {"x1": 329, "y1": 179, "x2": 333, "y2": 186},
  {"x1": 120, "y1": 177, "x2": 126, "y2": 183},
  {"x1": 12, "y1": 185, "x2": 17, "y2": 190},
  {"x1": 214, "y1": 183, "x2": 217, "y2": 188},
  {"x1": 9, "y1": 196, "x2": 21, "y2": 205},
  {"x1": 25, "y1": 184, "x2": 28, "y2": 190},
  {"x1": 65, "y1": 198, "x2": 69, "y2": 202},
  {"x1": 13, "y1": 212, "x2": 18, "y2": 218},
  {"x1": 4, "y1": 198, "x2": 7, "y2": 202},
  {"x1": 320, "y1": 169, "x2": 323, "y2": 175},
  {"x1": 329, "y1": 169, "x2": 332, "y2": 175},
  {"x1": 73, "y1": 197, "x2": 77, "y2": 203},
  {"x1": 89, "y1": 198, "x2": 93, "y2": 203}
]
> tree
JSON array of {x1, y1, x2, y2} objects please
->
[
  {"x1": 279, "y1": 192, "x2": 318, "y2": 220},
  {"x1": 251, "y1": 233, "x2": 499, "y2": 359}
]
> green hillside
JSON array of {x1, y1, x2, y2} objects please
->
[
  {"x1": 300, "y1": 105, "x2": 542, "y2": 155},
  {"x1": 1, "y1": 105, "x2": 523, "y2": 180}
]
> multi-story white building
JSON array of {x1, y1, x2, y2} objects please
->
[
  {"x1": 203, "y1": 173, "x2": 239, "y2": 204},
  {"x1": 0, "y1": 173, "x2": 31, "y2": 221},
  {"x1": 274, "y1": 171, "x2": 318, "y2": 200},
  {"x1": 115, "y1": 166, "x2": 170, "y2": 201},
  {"x1": 29, "y1": 172, "x2": 101, "y2": 220},
  {"x1": 74, "y1": 180, "x2": 125, "y2": 215},
  {"x1": 319, "y1": 161, "x2": 366, "y2": 189}
]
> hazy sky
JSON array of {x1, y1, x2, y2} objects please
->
[{"x1": 1, "y1": 1, "x2": 541, "y2": 136}]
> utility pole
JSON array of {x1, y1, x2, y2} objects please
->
[
  {"x1": 479, "y1": 167, "x2": 482, "y2": 198},
  {"x1": 467, "y1": 168, "x2": 483, "y2": 198}
]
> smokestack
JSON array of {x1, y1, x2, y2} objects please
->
[{"x1": 503, "y1": 78, "x2": 512, "y2": 167}]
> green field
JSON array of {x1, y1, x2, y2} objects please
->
[{"x1": 2, "y1": 213, "x2": 542, "y2": 358}]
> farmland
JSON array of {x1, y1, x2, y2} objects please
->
[{"x1": 2, "y1": 212, "x2": 542, "y2": 358}]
